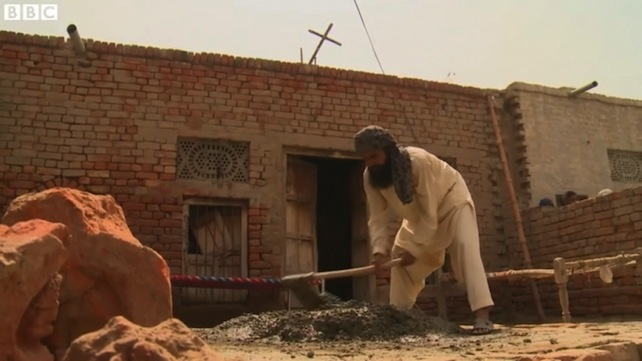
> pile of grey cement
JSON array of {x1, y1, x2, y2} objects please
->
[{"x1": 200, "y1": 300, "x2": 463, "y2": 342}]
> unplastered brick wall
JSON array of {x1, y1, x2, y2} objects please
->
[
  {"x1": 0, "y1": 31, "x2": 509, "y2": 307},
  {"x1": 504, "y1": 82, "x2": 642, "y2": 207},
  {"x1": 498, "y1": 92, "x2": 531, "y2": 209},
  {"x1": 505, "y1": 186, "x2": 642, "y2": 317}
]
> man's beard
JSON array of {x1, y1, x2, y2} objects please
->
[{"x1": 368, "y1": 158, "x2": 393, "y2": 189}]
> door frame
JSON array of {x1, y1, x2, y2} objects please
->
[{"x1": 282, "y1": 147, "x2": 376, "y2": 302}]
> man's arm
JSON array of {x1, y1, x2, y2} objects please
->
[
  {"x1": 409, "y1": 156, "x2": 440, "y2": 246},
  {"x1": 363, "y1": 171, "x2": 391, "y2": 256}
]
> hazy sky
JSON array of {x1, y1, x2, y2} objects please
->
[{"x1": 3, "y1": 0, "x2": 642, "y2": 99}]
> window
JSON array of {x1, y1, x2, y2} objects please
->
[
  {"x1": 181, "y1": 200, "x2": 248, "y2": 304},
  {"x1": 176, "y1": 138, "x2": 250, "y2": 182},
  {"x1": 607, "y1": 149, "x2": 642, "y2": 182}
]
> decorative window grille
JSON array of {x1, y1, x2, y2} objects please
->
[
  {"x1": 176, "y1": 138, "x2": 249, "y2": 182},
  {"x1": 607, "y1": 149, "x2": 642, "y2": 182}
]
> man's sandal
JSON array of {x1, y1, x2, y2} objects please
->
[{"x1": 470, "y1": 318, "x2": 494, "y2": 335}]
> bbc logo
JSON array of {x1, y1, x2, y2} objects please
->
[{"x1": 3, "y1": 4, "x2": 58, "y2": 21}]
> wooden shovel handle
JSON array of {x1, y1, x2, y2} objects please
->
[{"x1": 313, "y1": 258, "x2": 402, "y2": 281}]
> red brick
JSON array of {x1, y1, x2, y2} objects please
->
[
  {"x1": 3, "y1": 30, "x2": 640, "y2": 318},
  {"x1": 250, "y1": 261, "x2": 271, "y2": 269},
  {"x1": 508, "y1": 188, "x2": 642, "y2": 317}
]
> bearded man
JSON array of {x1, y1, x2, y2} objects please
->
[{"x1": 355, "y1": 125, "x2": 494, "y2": 335}]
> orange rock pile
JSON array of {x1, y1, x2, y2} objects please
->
[{"x1": 0, "y1": 188, "x2": 230, "y2": 360}]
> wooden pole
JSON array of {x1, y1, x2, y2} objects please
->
[
  {"x1": 486, "y1": 95, "x2": 546, "y2": 322},
  {"x1": 439, "y1": 268, "x2": 554, "y2": 283},
  {"x1": 564, "y1": 251, "x2": 641, "y2": 270},
  {"x1": 434, "y1": 268, "x2": 448, "y2": 320},
  {"x1": 553, "y1": 257, "x2": 571, "y2": 323}
]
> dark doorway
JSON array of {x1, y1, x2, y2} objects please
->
[{"x1": 302, "y1": 156, "x2": 361, "y2": 301}]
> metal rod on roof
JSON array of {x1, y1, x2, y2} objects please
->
[
  {"x1": 66, "y1": 24, "x2": 92, "y2": 68},
  {"x1": 66, "y1": 24, "x2": 86, "y2": 57},
  {"x1": 568, "y1": 81, "x2": 598, "y2": 97}
]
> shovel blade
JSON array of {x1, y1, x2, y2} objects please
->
[{"x1": 281, "y1": 273, "x2": 326, "y2": 310}]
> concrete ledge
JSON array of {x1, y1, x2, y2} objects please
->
[{"x1": 506, "y1": 81, "x2": 642, "y2": 107}]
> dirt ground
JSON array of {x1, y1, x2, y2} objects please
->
[
  {"x1": 207, "y1": 321, "x2": 642, "y2": 360},
  {"x1": 195, "y1": 303, "x2": 642, "y2": 360}
]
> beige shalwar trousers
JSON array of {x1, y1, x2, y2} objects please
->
[{"x1": 389, "y1": 203, "x2": 494, "y2": 312}]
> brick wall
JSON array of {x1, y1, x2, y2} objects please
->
[
  {"x1": 504, "y1": 82, "x2": 642, "y2": 207},
  {"x1": 506, "y1": 186, "x2": 642, "y2": 318},
  {"x1": 0, "y1": 31, "x2": 509, "y2": 308}
]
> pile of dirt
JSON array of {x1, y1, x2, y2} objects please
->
[{"x1": 200, "y1": 300, "x2": 463, "y2": 343}]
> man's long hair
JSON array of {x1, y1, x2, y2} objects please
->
[{"x1": 367, "y1": 146, "x2": 394, "y2": 189}]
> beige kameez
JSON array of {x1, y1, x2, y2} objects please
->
[{"x1": 364, "y1": 146, "x2": 494, "y2": 312}]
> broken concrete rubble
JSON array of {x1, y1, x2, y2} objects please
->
[
  {"x1": 1, "y1": 187, "x2": 173, "y2": 358},
  {"x1": 0, "y1": 220, "x2": 68, "y2": 361},
  {"x1": 61, "y1": 316, "x2": 229, "y2": 361}
]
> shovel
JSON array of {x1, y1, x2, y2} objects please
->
[{"x1": 281, "y1": 258, "x2": 402, "y2": 310}]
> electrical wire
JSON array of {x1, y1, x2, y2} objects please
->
[
  {"x1": 352, "y1": 0, "x2": 422, "y2": 144},
  {"x1": 352, "y1": 0, "x2": 386, "y2": 75}
]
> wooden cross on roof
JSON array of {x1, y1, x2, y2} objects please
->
[{"x1": 307, "y1": 23, "x2": 342, "y2": 65}]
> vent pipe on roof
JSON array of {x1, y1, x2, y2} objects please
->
[
  {"x1": 66, "y1": 24, "x2": 91, "y2": 67},
  {"x1": 568, "y1": 81, "x2": 598, "y2": 97}
]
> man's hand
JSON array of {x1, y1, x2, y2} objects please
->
[
  {"x1": 398, "y1": 250, "x2": 416, "y2": 267},
  {"x1": 372, "y1": 253, "x2": 388, "y2": 273}
]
